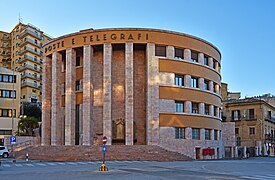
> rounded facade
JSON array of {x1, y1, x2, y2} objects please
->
[{"x1": 42, "y1": 28, "x2": 222, "y2": 159}]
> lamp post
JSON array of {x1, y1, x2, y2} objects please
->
[{"x1": 11, "y1": 61, "x2": 15, "y2": 135}]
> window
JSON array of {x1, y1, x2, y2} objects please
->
[
  {"x1": 235, "y1": 128, "x2": 239, "y2": 135},
  {"x1": 175, "y1": 75, "x2": 184, "y2": 87},
  {"x1": 155, "y1": 45, "x2": 166, "y2": 57},
  {"x1": 16, "y1": 35, "x2": 19, "y2": 40},
  {"x1": 76, "y1": 80, "x2": 80, "y2": 91},
  {"x1": 214, "y1": 130, "x2": 218, "y2": 140},
  {"x1": 191, "y1": 51, "x2": 198, "y2": 63},
  {"x1": 32, "y1": 89, "x2": 36, "y2": 93},
  {"x1": 214, "y1": 106, "x2": 218, "y2": 117},
  {"x1": 248, "y1": 109, "x2": 255, "y2": 119},
  {"x1": 191, "y1": 77, "x2": 198, "y2": 88},
  {"x1": 16, "y1": 43, "x2": 19, "y2": 48},
  {"x1": 34, "y1": 64, "x2": 37, "y2": 70},
  {"x1": 76, "y1": 56, "x2": 81, "y2": 66},
  {"x1": 0, "y1": 109, "x2": 16, "y2": 117},
  {"x1": 0, "y1": 74, "x2": 16, "y2": 83},
  {"x1": 192, "y1": 102, "x2": 199, "y2": 114},
  {"x1": 192, "y1": 128, "x2": 200, "y2": 140},
  {"x1": 205, "y1": 104, "x2": 210, "y2": 115},
  {"x1": 203, "y1": 79, "x2": 209, "y2": 90},
  {"x1": 204, "y1": 56, "x2": 208, "y2": 65},
  {"x1": 0, "y1": 90, "x2": 16, "y2": 98},
  {"x1": 0, "y1": 130, "x2": 12, "y2": 135},
  {"x1": 231, "y1": 110, "x2": 240, "y2": 120},
  {"x1": 175, "y1": 127, "x2": 184, "y2": 139},
  {"x1": 249, "y1": 127, "x2": 255, "y2": 135},
  {"x1": 34, "y1": 39, "x2": 38, "y2": 44},
  {"x1": 175, "y1": 48, "x2": 184, "y2": 59},
  {"x1": 175, "y1": 101, "x2": 184, "y2": 113},
  {"x1": 205, "y1": 129, "x2": 211, "y2": 140}
]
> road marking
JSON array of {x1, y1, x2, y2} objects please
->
[
  {"x1": 25, "y1": 164, "x2": 34, "y2": 167},
  {"x1": 15, "y1": 164, "x2": 23, "y2": 167},
  {"x1": 67, "y1": 162, "x2": 78, "y2": 165},
  {"x1": 56, "y1": 162, "x2": 66, "y2": 165},
  {"x1": 2, "y1": 164, "x2": 11, "y2": 167},
  {"x1": 76, "y1": 162, "x2": 88, "y2": 165},
  {"x1": 241, "y1": 175, "x2": 275, "y2": 180}
]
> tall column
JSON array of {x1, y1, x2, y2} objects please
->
[
  {"x1": 65, "y1": 48, "x2": 76, "y2": 145},
  {"x1": 199, "y1": 103, "x2": 205, "y2": 115},
  {"x1": 103, "y1": 43, "x2": 112, "y2": 145},
  {"x1": 198, "y1": 53, "x2": 204, "y2": 64},
  {"x1": 185, "y1": 101, "x2": 192, "y2": 113},
  {"x1": 146, "y1": 43, "x2": 159, "y2": 145},
  {"x1": 166, "y1": 46, "x2": 174, "y2": 59},
  {"x1": 198, "y1": 77, "x2": 204, "y2": 90},
  {"x1": 184, "y1": 49, "x2": 191, "y2": 61},
  {"x1": 51, "y1": 52, "x2": 62, "y2": 145},
  {"x1": 83, "y1": 45, "x2": 93, "y2": 145},
  {"x1": 125, "y1": 42, "x2": 134, "y2": 145},
  {"x1": 200, "y1": 129, "x2": 205, "y2": 140},
  {"x1": 184, "y1": 75, "x2": 191, "y2": 88},
  {"x1": 209, "y1": 81, "x2": 214, "y2": 92},
  {"x1": 210, "y1": 105, "x2": 214, "y2": 116},
  {"x1": 42, "y1": 56, "x2": 52, "y2": 146},
  {"x1": 208, "y1": 57, "x2": 213, "y2": 68}
]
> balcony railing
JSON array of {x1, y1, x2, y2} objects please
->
[
  {"x1": 21, "y1": 73, "x2": 42, "y2": 81},
  {"x1": 231, "y1": 115, "x2": 257, "y2": 121},
  {"x1": 19, "y1": 29, "x2": 42, "y2": 40},
  {"x1": 1, "y1": 52, "x2": 11, "y2": 56},
  {"x1": 17, "y1": 64, "x2": 42, "y2": 72},
  {"x1": 265, "y1": 116, "x2": 275, "y2": 123},
  {"x1": 265, "y1": 134, "x2": 275, "y2": 142},
  {"x1": 21, "y1": 81, "x2": 41, "y2": 89},
  {"x1": 16, "y1": 55, "x2": 42, "y2": 64},
  {"x1": 18, "y1": 47, "x2": 43, "y2": 56},
  {"x1": 1, "y1": 36, "x2": 10, "y2": 40},
  {"x1": 1, "y1": 44, "x2": 11, "y2": 48},
  {"x1": 19, "y1": 38, "x2": 41, "y2": 48}
]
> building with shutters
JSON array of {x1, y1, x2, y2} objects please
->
[{"x1": 42, "y1": 28, "x2": 223, "y2": 159}]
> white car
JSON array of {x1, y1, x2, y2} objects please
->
[{"x1": 0, "y1": 146, "x2": 9, "y2": 158}]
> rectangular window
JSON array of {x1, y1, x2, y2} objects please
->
[
  {"x1": 192, "y1": 102, "x2": 199, "y2": 114},
  {"x1": 214, "y1": 130, "x2": 218, "y2": 140},
  {"x1": 76, "y1": 81, "x2": 80, "y2": 91},
  {"x1": 175, "y1": 101, "x2": 184, "y2": 113},
  {"x1": 248, "y1": 109, "x2": 255, "y2": 119},
  {"x1": 191, "y1": 51, "x2": 198, "y2": 63},
  {"x1": 232, "y1": 110, "x2": 240, "y2": 120},
  {"x1": 205, "y1": 129, "x2": 211, "y2": 140},
  {"x1": 191, "y1": 77, "x2": 198, "y2": 88},
  {"x1": 213, "y1": 59, "x2": 216, "y2": 69},
  {"x1": 175, "y1": 75, "x2": 184, "y2": 87},
  {"x1": 235, "y1": 128, "x2": 239, "y2": 135},
  {"x1": 76, "y1": 56, "x2": 81, "y2": 66},
  {"x1": 0, "y1": 130, "x2": 12, "y2": 135},
  {"x1": 204, "y1": 56, "x2": 208, "y2": 65},
  {"x1": 155, "y1": 45, "x2": 166, "y2": 57},
  {"x1": 0, "y1": 109, "x2": 15, "y2": 117},
  {"x1": 203, "y1": 79, "x2": 209, "y2": 90},
  {"x1": 175, "y1": 48, "x2": 184, "y2": 59},
  {"x1": 0, "y1": 90, "x2": 16, "y2": 98},
  {"x1": 175, "y1": 127, "x2": 185, "y2": 139},
  {"x1": 205, "y1": 104, "x2": 210, "y2": 115},
  {"x1": 192, "y1": 128, "x2": 200, "y2": 140},
  {"x1": 249, "y1": 127, "x2": 255, "y2": 135}
]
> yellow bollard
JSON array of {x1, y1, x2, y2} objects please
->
[{"x1": 99, "y1": 163, "x2": 108, "y2": 171}]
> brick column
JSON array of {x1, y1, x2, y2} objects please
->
[
  {"x1": 65, "y1": 48, "x2": 76, "y2": 145},
  {"x1": 42, "y1": 56, "x2": 52, "y2": 146},
  {"x1": 209, "y1": 81, "x2": 214, "y2": 92},
  {"x1": 51, "y1": 52, "x2": 62, "y2": 145},
  {"x1": 184, "y1": 49, "x2": 191, "y2": 61},
  {"x1": 208, "y1": 57, "x2": 213, "y2": 68},
  {"x1": 103, "y1": 43, "x2": 112, "y2": 145},
  {"x1": 184, "y1": 75, "x2": 191, "y2": 88},
  {"x1": 198, "y1": 53, "x2": 204, "y2": 64},
  {"x1": 166, "y1": 46, "x2": 174, "y2": 59},
  {"x1": 198, "y1": 77, "x2": 204, "y2": 90},
  {"x1": 185, "y1": 101, "x2": 192, "y2": 113},
  {"x1": 83, "y1": 45, "x2": 93, "y2": 145},
  {"x1": 199, "y1": 103, "x2": 205, "y2": 115},
  {"x1": 125, "y1": 42, "x2": 134, "y2": 145},
  {"x1": 146, "y1": 43, "x2": 159, "y2": 145}
]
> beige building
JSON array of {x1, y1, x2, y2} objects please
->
[
  {"x1": 42, "y1": 28, "x2": 223, "y2": 159},
  {"x1": 0, "y1": 23, "x2": 51, "y2": 104},
  {"x1": 0, "y1": 66, "x2": 20, "y2": 145}
]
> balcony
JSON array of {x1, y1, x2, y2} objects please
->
[
  {"x1": 16, "y1": 55, "x2": 42, "y2": 64},
  {"x1": 265, "y1": 116, "x2": 275, "y2": 123},
  {"x1": 1, "y1": 51, "x2": 11, "y2": 56},
  {"x1": 231, "y1": 115, "x2": 257, "y2": 121},
  {"x1": 21, "y1": 73, "x2": 42, "y2": 81},
  {"x1": 18, "y1": 47, "x2": 43, "y2": 56},
  {"x1": 21, "y1": 81, "x2": 41, "y2": 89},
  {"x1": 19, "y1": 29, "x2": 42, "y2": 40},
  {"x1": 17, "y1": 64, "x2": 42, "y2": 73},
  {"x1": 1, "y1": 44, "x2": 11, "y2": 48},
  {"x1": 1, "y1": 36, "x2": 10, "y2": 41},
  {"x1": 265, "y1": 134, "x2": 275, "y2": 142},
  {"x1": 19, "y1": 38, "x2": 41, "y2": 48}
]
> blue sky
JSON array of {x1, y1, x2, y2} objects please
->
[{"x1": 1, "y1": 0, "x2": 275, "y2": 98}]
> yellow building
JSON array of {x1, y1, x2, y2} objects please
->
[
  {"x1": 0, "y1": 66, "x2": 20, "y2": 145},
  {"x1": 0, "y1": 23, "x2": 52, "y2": 103}
]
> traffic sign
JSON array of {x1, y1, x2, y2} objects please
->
[
  {"x1": 102, "y1": 145, "x2": 107, "y2": 153},
  {"x1": 102, "y1": 136, "x2": 107, "y2": 145},
  {"x1": 10, "y1": 136, "x2": 16, "y2": 144}
]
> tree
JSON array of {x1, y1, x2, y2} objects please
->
[
  {"x1": 18, "y1": 117, "x2": 39, "y2": 136},
  {"x1": 22, "y1": 102, "x2": 42, "y2": 121}
]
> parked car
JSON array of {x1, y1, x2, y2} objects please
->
[{"x1": 0, "y1": 146, "x2": 9, "y2": 158}]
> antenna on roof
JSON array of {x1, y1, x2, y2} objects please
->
[{"x1": 19, "y1": 12, "x2": 23, "y2": 23}]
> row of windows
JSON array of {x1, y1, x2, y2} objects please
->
[
  {"x1": 175, "y1": 74, "x2": 220, "y2": 94},
  {"x1": 62, "y1": 56, "x2": 81, "y2": 72},
  {"x1": 155, "y1": 45, "x2": 220, "y2": 71},
  {"x1": 0, "y1": 109, "x2": 16, "y2": 117},
  {"x1": 0, "y1": 90, "x2": 16, "y2": 98},
  {"x1": 0, "y1": 130, "x2": 12, "y2": 135},
  {"x1": 175, "y1": 101, "x2": 220, "y2": 117},
  {"x1": 175, "y1": 127, "x2": 219, "y2": 140},
  {"x1": 0, "y1": 74, "x2": 16, "y2": 83}
]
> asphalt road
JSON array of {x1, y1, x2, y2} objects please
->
[{"x1": 0, "y1": 157, "x2": 274, "y2": 180}]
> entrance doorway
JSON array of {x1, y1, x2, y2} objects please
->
[{"x1": 195, "y1": 147, "x2": 201, "y2": 160}]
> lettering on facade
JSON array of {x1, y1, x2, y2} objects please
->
[{"x1": 45, "y1": 32, "x2": 149, "y2": 53}]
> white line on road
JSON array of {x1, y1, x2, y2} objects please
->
[
  {"x1": 25, "y1": 164, "x2": 34, "y2": 167},
  {"x1": 15, "y1": 164, "x2": 23, "y2": 167},
  {"x1": 2, "y1": 164, "x2": 11, "y2": 167}
]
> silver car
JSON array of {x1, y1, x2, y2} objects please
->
[{"x1": 0, "y1": 146, "x2": 9, "y2": 158}]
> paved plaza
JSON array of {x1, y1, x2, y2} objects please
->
[{"x1": 0, "y1": 157, "x2": 274, "y2": 180}]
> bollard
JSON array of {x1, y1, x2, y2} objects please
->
[
  {"x1": 99, "y1": 163, "x2": 108, "y2": 171},
  {"x1": 26, "y1": 153, "x2": 29, "y2": 161}
]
